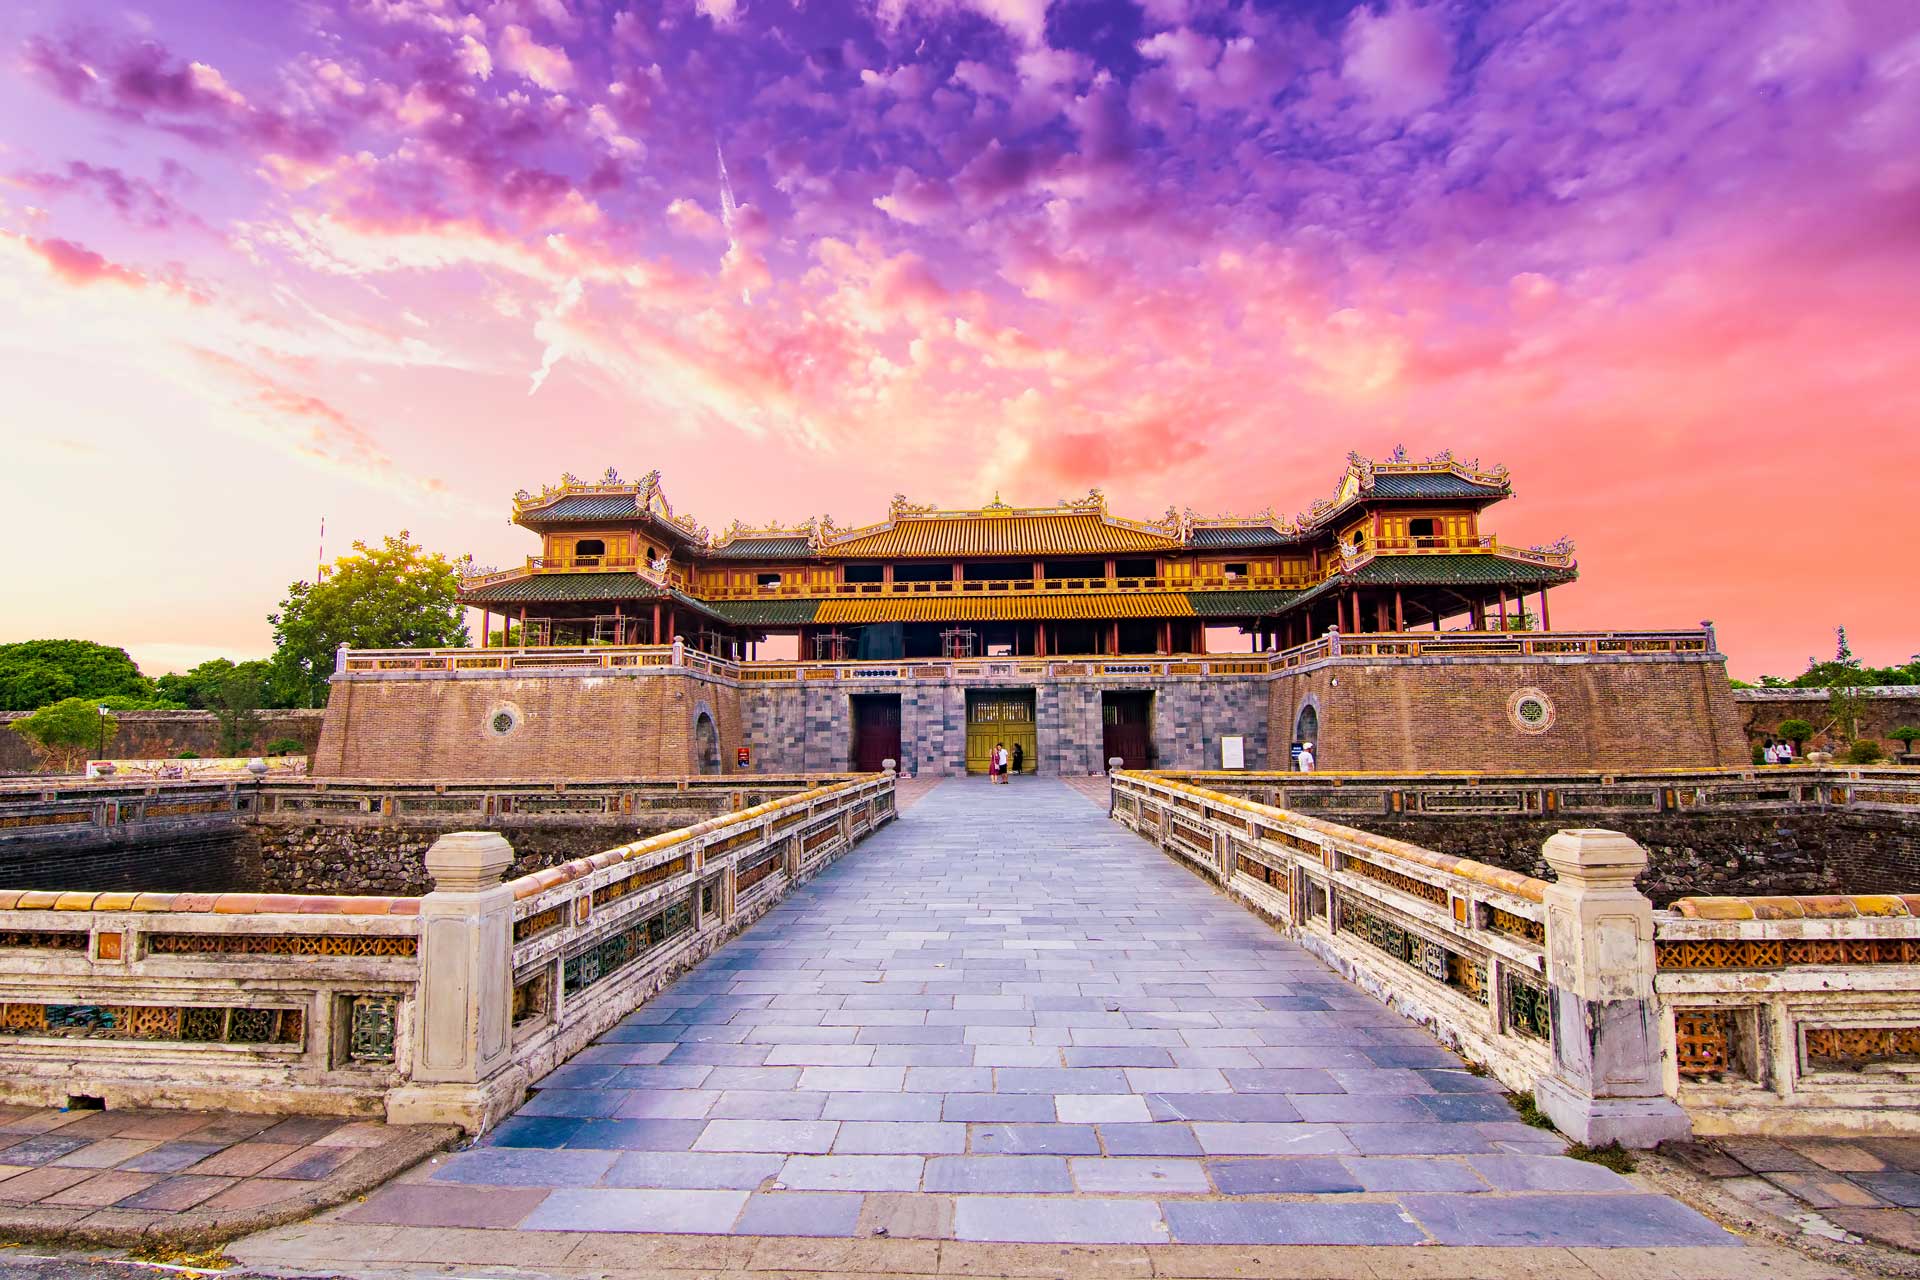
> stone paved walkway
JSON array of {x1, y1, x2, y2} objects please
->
[
  {"x1": 0, "y1": 1107, "x2": 451, "y2": 1242},
  {"x1": 346, "y1": 778, "x2": 1734, "y2": 1247}
]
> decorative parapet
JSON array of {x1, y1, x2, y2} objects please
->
[
  {"x1": 1109, "y1": 771, "x2": 1562, "y2": 1115},
  {"x1": 1652, "y1": 888, "x2": 1920, "y2": 1136},
  {"x1": 0, "y1": 773, "x2": 897, "y2": 1135}
]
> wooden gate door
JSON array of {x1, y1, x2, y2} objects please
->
[
  {"x1": 852, "y1": 696, "x2": 902, "y2": 772},
  {"x1": 966, "y1": 690, "x2": 1037, "y2": 774},
  {"x1": 1102, "y1": 692, "x2": 1152, "y2": 770}
]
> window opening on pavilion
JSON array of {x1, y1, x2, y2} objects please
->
[
  {"x1": 1043, "y1": 559, "x2": 1105, "y2": 579},
  {"x1": 757, "y1": 572, "x2": 782, "y2": 587},
  {"x1": 893, "y1": 562, "x2": 950, "y2": 583},
  {"x1": 1223, "y1": 562, "x2": 1249, "y2": 579},
  {"x1": 575, "y1": 538, "x2": 606, "y2": 561},
  {"x1": 1408, "y1": 518, "x2": 1436, "y2": 539},
  {"x1": 1115, "y1": 558, "x2": 1157, "y2": 578},
  {"x1": 963, "y1": 560, "x2": 1027, "y2": 581},
  {"x1": 843, "y1": 564, "x2": 884, "y2": 584}
]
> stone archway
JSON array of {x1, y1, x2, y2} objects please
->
[
  {"x1": 693, "y1": 711, "x2": 721, "y2": 775},
  {"x1": 1295, "y1": 700, "x2": 1320, "y2": 748}
]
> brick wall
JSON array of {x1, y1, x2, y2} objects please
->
[
  {"x1": 1267, "y1": 653, "x2": 1747, "y2": 771},
  {"x1": 245, "y1": 820, "x2": 689, "y2": 896},
  {"x1": 312, "y1": 671, "x2": 743, "y2": 779},
  {"x1": 1734, "y1": 688, "x2": 1920, "y2": 756},
  {"x1": 312, "y1": 649, "x2": 1745, "y2": 780},
  {"x1": 0, "y1": 709, "x2": 325, "y2": 775},
  {"x1": 0, "y1": 824, "x2": 263, "y2": 893}
]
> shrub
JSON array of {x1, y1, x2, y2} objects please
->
[
  {"x1": 1892, "y1": 725, "x2": 1920, "y2": 751},
  {"x1": 1776, "y1": 718, "x2": 1814, "y2": 749},
  {"x1": 1845, "y1": 740, "x2": 1885, "y2": 765},
  {"x1": 263, "y1": 738, "x2": 306, "y2": 757},
  {"x1": 1751, "y1": 743, "x2": 1765, "y2": 765},
  {"x1": 175, "y1": 750, "x2": 200, "y2": 760}
]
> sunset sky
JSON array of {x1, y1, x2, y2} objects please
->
[{"x1": 1, "y1": 0, "x2": 1915, "y2": 680}]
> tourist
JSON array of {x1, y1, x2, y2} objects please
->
[
  {"x1": 1011, "y1": 742, "x2": 1024, "y2": 776},
  {"x1": 990, "y1": 742, "x2": 1004, "y2": 784},
  {"x1": 1763, "y1": 742, "x2": 1779, "y2": 765},
  {"x1": 1298, "y1": 741, "x2": 1315, "y2": 772},
  {"x1": 997, "y1": 743, "x2": 1010, "y2": 783},
  {"x1": 1778, "y1": 739, "x2": 1794, "y2": 765}
]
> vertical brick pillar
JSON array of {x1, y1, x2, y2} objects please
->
[{"x1": 1533, "y1": 828, "x2": 1690, "y2": 1147}]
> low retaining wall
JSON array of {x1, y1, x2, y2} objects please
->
[
  {"x1": 0, "y1": 710, "x2": 325, "y2": 775},
  {"x1": 1110, "y1": 769, "x2": 1920, "y2": 1142},
  {"x1": 0, "y1": 774, "x2": 895, "y2": 1132}
]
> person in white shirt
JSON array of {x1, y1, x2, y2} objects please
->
[
  {"x1": 1764, "y1": 742, "x2": 1780, "y2": 765},
  {"x1": 1297, "y1": 742, "x2": 1315, "y2": 772}
]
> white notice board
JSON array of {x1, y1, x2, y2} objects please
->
[{"x1": 1221, "y1": 735, "x2": 1245, "y2": 770}]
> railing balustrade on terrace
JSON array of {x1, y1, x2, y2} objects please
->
[
  {"x1": 0, "y1": 774, "x2": 856, "y2": 844},
  {"x1": 337, "y1": 627, "x2": 1716, "y2": 683},
  {"x1": 460, "y1": 538, "x2": 1572, "y2": 601},
  {"x1": 0, "y1": 773, "x2": 895, "y2": 1131},
  {"x1": 1110, "y1": 769, "x2": 1920, "y2": 1141}
]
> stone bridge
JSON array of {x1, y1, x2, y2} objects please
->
[{"x1": 341, "y1": 778, "x2": 1729, "y2": 1248}]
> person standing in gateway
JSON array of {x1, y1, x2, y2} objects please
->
[
  {"x1": 1297, "y1": 742, "x2": 1315, "y2": 773},
  {"x1": 1010, "y1": 742, "x2": 1024, "y2": 777}
]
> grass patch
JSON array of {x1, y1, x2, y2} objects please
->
[
  {"x1": 123, "y1": 1242, "x2": 233, "y2": 1271},
  {"x1": 1567, "y1": 1141, "x2": 1638, "y2": 1174},
  {"x1": 1503, "y1": 1091, "x2": 1557, "y2": 1131}
]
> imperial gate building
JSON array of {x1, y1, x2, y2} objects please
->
[{"x1": 313, "y1": 452, "x2": 1747, "y2": 779}]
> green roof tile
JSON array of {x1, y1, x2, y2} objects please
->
[
  {"x1": 704, "y1": 598, "x2": 823, "y2": 625},
  {"x1": 1185, "y1": 590, "x2": 1303, "y2": 616},
  {"x1": 1345, "y1": 553, "x2": 1575, "y2": 586}
]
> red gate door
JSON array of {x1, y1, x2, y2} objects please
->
[
  {"x1": 853, "y1": 696, "x2": 902, "y2": 772},
  {"x1": 1102, "y1": 692, "x2": 1151, "y2": 770}
]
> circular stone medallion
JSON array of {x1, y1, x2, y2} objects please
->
[{"x1": 1508, "y1": 688, "x2": 1555, "y2": 734}]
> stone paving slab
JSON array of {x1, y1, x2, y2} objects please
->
[
  {"x1": 0, "y1": 1103, "x2": 453, "y2": 1245},
  {"x1": 350, "y1": 778, "x2": 1740, "y2": 1248}
]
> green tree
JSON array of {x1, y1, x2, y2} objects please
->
[
  {"x1": 204, "y1": 665, "x2": 267, "y2": 755},
  {"x1": 0, "y1": 640, "x2": 154, "y2": 711},
  {"x1": 1828, "y1": 686, "x2": 1871, "y2": 744},
  {"x1": 1892, "y1": 726, "x2": 1920, "y2": 755},
  {"x1": 268, "y1": 532, "x2": 470, "y2": 708},
  {"x1": 9, "y1": 698, "x2": 117, "y2": 772},
  {"x1": 1776, "y1": 718, "x2": 1814, "y2": 752},
  {"x1": 155, "y1": 658, "x2": 284, "y2": 710}
]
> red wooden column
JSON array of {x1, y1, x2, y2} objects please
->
[
  {"x1": 1497, "y1": 590, "x2": 1508, "y2": 630},
  {"x1": 518, "y1": 607, "x2": 527, "y2": 647},
  {"x1": 1539, "y1": 589, "x2": 1552, "y2": 630},
  {"x1": 652, "y1": 603, "x2": 662, "y2": 644},
  {"x1": 1159, "y1": 620, "x2": 1171, "y2": 654},
  {"x1": 614, "y1": 603, "x2": 624, "y2": 646},
  {"x1": 1036, "y1": 622, "x2": 1048, "y2": 657},
  {"x1": 1194, "y1": 622, "x2": 1206, "y2": 655},
  {"x1": 1393, "y1": 591, "x2": 1405, "y2": 632},
  {"x1": 480, "y1": 610, "x2": 489, "y2": 648},
  {"x1": 1109, "y1": 620, "x2": 1120, "y2": 655}
]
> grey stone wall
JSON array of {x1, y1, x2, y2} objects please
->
[
  {"x1": 0, "y1": 709, "x2": 326, "y2": 775},
  {"x1": 0, "y1": 824, "x2": 263, "y2": 894},
  {"x1": 742, "y1": 674, "x2": 1270, "y2": 777}
]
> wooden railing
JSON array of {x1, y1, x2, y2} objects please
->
[{"x1": 459, "y1": 539, "x2": 1571, "y2": 601}]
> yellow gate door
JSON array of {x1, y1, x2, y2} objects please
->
[{"x1": 966, "y1": 690, "x2": 1037, "y2": 774}]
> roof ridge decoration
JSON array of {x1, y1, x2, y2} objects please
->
[{"x1": 512, "y1": 467, "x2": 711, "y2": 543}]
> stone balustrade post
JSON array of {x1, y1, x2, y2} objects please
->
[
  {"x1": 386, "y1": 831, "x2": 526, "y2": 1133},
  {"x1": 1326, "y1": 626, "x2": 1341, "y2": 657},
  {"x1": 672, "y1": 637, "x2": 686, "y2": 666},
  {"x1": 334, "y1": 642, "x2": 350, "y2": 676},
  {"x1": 1532, "y1": 828, "x2": 1690, "y2": 1147},
  {"x1": 1699, "y1": 618, "x2": 1718, "y2": 655}
]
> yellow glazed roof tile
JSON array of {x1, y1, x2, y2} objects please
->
[{"x1": 819, "y1": 513, "x2": 1181, "y2": 559}]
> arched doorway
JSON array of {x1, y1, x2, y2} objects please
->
[
  {"x1": 694, "y1": 712, "x2": 721, "y2": 775},
  {"x1": 1295, "y1": 702, "x2": 1319, "y2": 748}
]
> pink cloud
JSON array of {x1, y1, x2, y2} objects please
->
[
  {"x1": 1342, "y1": 1, "x2": 1452, "y2": 116},
  {"x1": 496, "y1": 24, "x2": 574, "y2": 91},
  {"x1": 12, "y1": 234, "x2": 151, "y2": 289}
]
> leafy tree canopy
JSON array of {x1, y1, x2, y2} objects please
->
[
  {"x1": 1752, "y1": 627, "x2": 1919, "y2": 689},
  {"x1": 156, "y1": 658, "x2": 286, "y2": 710},
  {"x1": 9, "y1": 697, "x2": 117, "y2": 772},
  {"x1": 269, "y1": 531, "x2": 470, "y2": 708},
  {"x1": 0, "y1": 640, "x2": 155, "y2": 711}
]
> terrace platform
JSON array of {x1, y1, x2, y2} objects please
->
[{"x1": 333, "y1": 778, "x2": 1732, "y2": 1248}]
